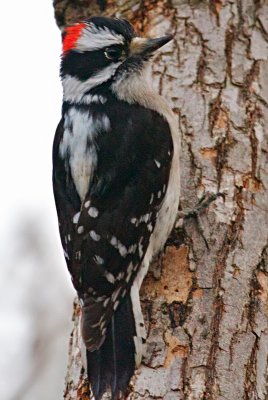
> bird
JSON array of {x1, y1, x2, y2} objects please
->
[{"x1": 53, "y1": 16, "x2": 180, "y2": 400}]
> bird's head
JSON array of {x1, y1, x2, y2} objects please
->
[{"x1": 60, "y1": 17, "x2": 173, "y2": 103}]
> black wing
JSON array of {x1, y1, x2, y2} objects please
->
[{"x1": 53, "y1": 99, "x2": 173, "y2": 349}]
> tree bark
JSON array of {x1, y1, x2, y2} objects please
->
[{"x1": 53, "y1": 1, "x2": 268, "y2": 399}]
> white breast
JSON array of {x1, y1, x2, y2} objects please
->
[{"x1": 59, "y1": 108, "x2": 110, "y2": 201}]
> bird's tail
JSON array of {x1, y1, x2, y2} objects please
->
[{"x1": 87, "y1": 291, "x2": 146, "y2": 400}]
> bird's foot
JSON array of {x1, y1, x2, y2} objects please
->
[{"x1": 176, "y1": 192, "x2": 224, "y2": 250}]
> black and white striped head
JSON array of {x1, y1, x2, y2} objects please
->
[{"x1": 60, "y1": 17, "x2": 173, "y2": 103}]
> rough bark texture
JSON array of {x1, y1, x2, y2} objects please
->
[{"x1": 53, "y1": 1, "x2": 268, "y2": 399}]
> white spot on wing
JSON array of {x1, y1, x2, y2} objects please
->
[
  {"x1": 119, "y1": 243, "x2": 128, "y2": 257},
  {"x1": 77, "y1": 226, "x2": 84, "y2": 234},
  {"x1": 112, "y1": 288, "x2": 121, "y2": 302},
  {"x1": 126, "y1": 262, "x2": 134, "y2": 282},
  {"x1": 128, "y1": 244, "x2": 137, "y2": 254},
  {"x1": 113, "y1": 300, "x2": 119, "y2": 310},
  {"x1": 95, "y1": 295, "x2": 106, "y2": 303},
  {"x1": 73, "y1": 212, "x2": 80, "y2": 224},
  {"x1": 105, "y1": 272, "x2": 115, "y2": 284},
  {"x1": 117, "y1": 271, "x2": 124, "y2": 280},
  {"x1": 154, "y1": 159, "x2": 161, "y2": 168},
  {"x1": 142, "y1": 213, "x2": 150, "y2": 223},
  {"x1": 131, "y1": 213, "x2": 152, "y2": 227},
  {"x1": 110, "y1": 236, "x2": 116, "y2": 246},
  {"x1": 103, "y1": 298, "x2": 109, "y2": 307},
  {"x1": 126, "y1": 272, "x2": 131, "y2": 283},
  {"x1": 101, "y1": 328, "x2": 107, "y2": 336},
  {"x1": 147, "y1": 223, "x2": 153, "y2": 232},
  {"x1": 84, "y1": 200, "x2": 90, "y2": 208},
  {"x1": 90, "y1": 230, "x2": 101, "y2": 241},
  {"x1": 88, "y1": 207, "x2": 99, "y2": 218},
  {"x1": 94, "y1": 255, "x2": 104, "y2": 265},
  {"x1": 127, "y1": 263, "x2": 133, "y2": 274},
  {"x1": 110, "y1": 236, "x2": 127, "y2": 257}
]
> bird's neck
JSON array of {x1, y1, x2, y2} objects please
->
[{"x1": 111, "y1": 68, "x2": 174, "y2": 123}]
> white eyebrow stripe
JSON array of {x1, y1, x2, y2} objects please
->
[{"x1": 76, "y1": 23, "x2": 125, "y2": 52}]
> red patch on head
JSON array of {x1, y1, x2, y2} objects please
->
[{"x1": 62, "y1": 23, "x2": 86, "y2": 54}]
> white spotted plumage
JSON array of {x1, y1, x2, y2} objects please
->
[
  {"x1": 110, "y1": 236, "x2": 128, "y2": 257},
  {"x1": 77, "y1": 226, "x2": 84, "y2": 234},
  {"x1": 104, "y1": 272, "x2": 115, "y2": 284},
  {"x1": 154, "y1": 159, "x2": 161, "y2": 168},
  {"x1": 89, "y1": 230, "x2": 101, "y2": 241},
  {"x1": 88, "y1": 207, "x2": 99, "y2": 218},
  {"x1": 93, "y1": 255, "x2": 104, "y2": 265}
]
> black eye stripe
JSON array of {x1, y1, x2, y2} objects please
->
[{"x1": 106, "y1": 48, "x2": 121, "y2": 55}]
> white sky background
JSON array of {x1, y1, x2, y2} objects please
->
[
  {"x1": 0, "y1": 1, "x2": 61, "y2": 222},
  {"x1": 0, "y1": 1, "x2": 74, "y2": 399}
]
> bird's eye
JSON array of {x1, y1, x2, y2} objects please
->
[{"x1": 104, "y1": 46, "x2": 123, "y2": 61}]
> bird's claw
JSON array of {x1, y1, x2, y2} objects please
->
[{"x1": 176, "y1": 192, "x2": 224, "y2": 250}]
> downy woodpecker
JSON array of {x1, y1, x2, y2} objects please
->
[{"x1": 53, "y1": 16, "x2": 180, "y2": 400}]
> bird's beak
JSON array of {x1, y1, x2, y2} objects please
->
[{"x1": 130, "y1": 35, "x2": 173, "y2": 57}]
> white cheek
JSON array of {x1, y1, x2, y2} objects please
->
[{"x1": 62, "y1": 62, "x2": 121, "y2": 104}]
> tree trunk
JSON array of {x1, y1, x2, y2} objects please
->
[{"x1": 53, "y1": 1, "x2": 268, "y2": 399}]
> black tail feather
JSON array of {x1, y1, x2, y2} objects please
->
[
  {"x1": 87, "y1": 295, "x2": 136, "y2": 400},
  {"x1": 111, "y1": 316, "x2": 117, "y2": 397}
]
